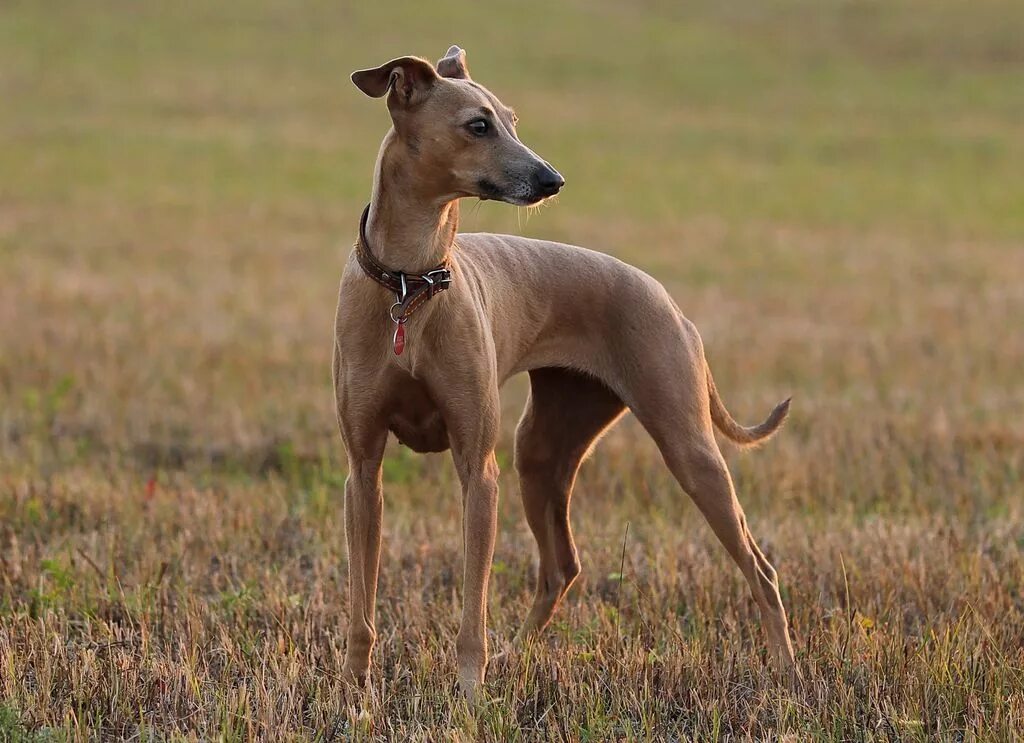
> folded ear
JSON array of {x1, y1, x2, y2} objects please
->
[
  {"x1": 350, "y1": 56, "x2": 439, "y2": 106},
  {"x1": 437, "y1": 45, "x2": 470, "y2": 80}
]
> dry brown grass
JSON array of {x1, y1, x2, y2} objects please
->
[{"x1": 2, "y1": 0, "x2": 1023, "y2": 740}]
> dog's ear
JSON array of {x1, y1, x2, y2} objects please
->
[
  {"x1": 437, "y1": 45, "x2": 470, "y2": 80},
  {"x1": 351, "y1": 56, "x2": 439, "y2": 106}
]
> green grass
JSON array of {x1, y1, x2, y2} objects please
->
[{"x1": 1, "y1": 0, "x2": 1023, "y2": 740}]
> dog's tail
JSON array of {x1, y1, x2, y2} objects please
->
[{"x1": 706, "y1": 366, "x2": 790, "y2": 447}]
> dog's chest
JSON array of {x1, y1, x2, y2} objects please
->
[{"x1": 386, "y1": 378, "x2": 449, "y2": 453}]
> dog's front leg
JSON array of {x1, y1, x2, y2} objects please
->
[
  {"x1": 454, "y1": 449, "x2": 499, "y2": 699},
  {"x1": 442, "y1": 386, "x2": 501, "y2": 700},
  {"x1": 341, "y1": 450, "x2": 384, "y2": 685},
  {"x1": 337, "y1": 414, "x2": 388, "y2": 687}
]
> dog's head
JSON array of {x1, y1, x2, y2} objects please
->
[{"x1": 351, "y1": 46, "x2": 563, "y2": 206}]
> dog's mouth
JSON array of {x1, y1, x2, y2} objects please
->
[
  {"x1": 476, "y1": 178, "x2": 505, "y2": 201},
  {"x1": 509, "y1": 192, "x2": 555, "y2": 207},
  {"x1": 476, "y1": 175, "x2": 564, "y2": 207}
]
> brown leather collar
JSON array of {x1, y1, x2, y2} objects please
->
[{"x1": 355, "y1": 204, "x2": 452, "y2": 322}]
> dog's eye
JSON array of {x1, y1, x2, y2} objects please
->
[{"x1": 467, "y1": 119, "x2": 489, "y2": 136}]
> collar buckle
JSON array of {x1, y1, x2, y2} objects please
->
[{"x1": 422, "y1": 268, "x2": 452, "y2": 297}]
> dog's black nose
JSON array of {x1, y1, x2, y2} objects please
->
[{"x1": 534, "y1": 164, "x2": 565, "y2": 197}]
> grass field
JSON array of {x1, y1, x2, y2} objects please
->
[{"x1": 2, "y1": 0, "x2": 1023, "y2": 739}]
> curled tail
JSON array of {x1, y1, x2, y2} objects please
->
[{"x1": 706, "y1": 366, "x2": 790, "y2": 447}]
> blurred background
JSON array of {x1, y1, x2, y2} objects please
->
[
  {"x1": 2, "y1": 0, "x2": 1021, "y2": 458},
  {"x1": 1, "y1": 0, "x2": 1022, "y2": 737}
]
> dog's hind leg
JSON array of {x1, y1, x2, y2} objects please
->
[
  {"x1": 513, "y1": 367, "x2": 626, "y2": 639},
  {"x1": 660, "y1": 429, "x2": 795, "y2": 671},
  {"x1": 625, "y1": 319, "x2": 797, "y2": 672}
]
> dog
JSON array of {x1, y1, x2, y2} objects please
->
[{"x1": 335, "y1": 45, "x2": 796, "y2": 698}]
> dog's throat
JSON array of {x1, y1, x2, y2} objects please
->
[{"x1": 355, "y1": 203, "x2": 453, "y2": 356}]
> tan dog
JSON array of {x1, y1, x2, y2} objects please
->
[{"x1": 335, "y1": 46, "x2": 796, "y2": 698}]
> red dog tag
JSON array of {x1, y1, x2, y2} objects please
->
[{"x1": 393, "y1": 323, "x2": 405, "y2": 355}]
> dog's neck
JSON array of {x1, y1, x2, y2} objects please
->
[{"x1": 365, "y1": 130, "x2": 458, "y2": 271}]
